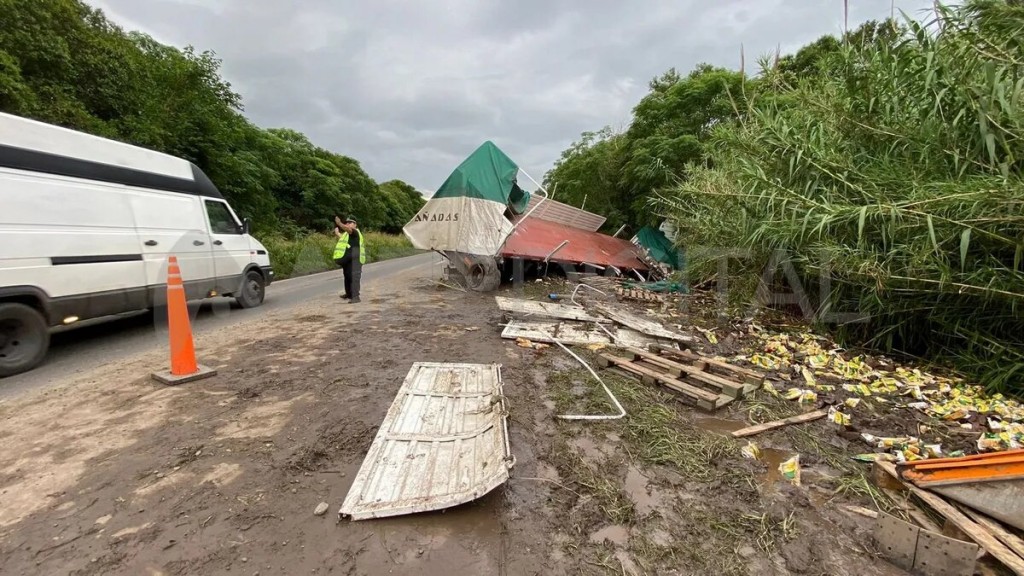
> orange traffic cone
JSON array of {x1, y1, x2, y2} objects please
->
[{"x1": 152, "y1": 256, "x2": 217, "y2": 385}]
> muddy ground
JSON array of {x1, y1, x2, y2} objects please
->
[{"x1": 0, "y1": 267, "x2": 916, "y2": 576}]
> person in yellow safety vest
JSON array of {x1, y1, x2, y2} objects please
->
[{"x1": 333, "y1": 215, "x2": 366, "y2": 303}]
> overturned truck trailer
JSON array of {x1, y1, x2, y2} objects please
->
[{"x1": 403, "y1": 141, "x2": 649, "y2": 291}]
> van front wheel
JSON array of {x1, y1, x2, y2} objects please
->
[
  {"x1": 236, "y1": 270, "x2": 266, "y2": 309},
  {"x1": 0, "y1": 303, "x2": 50, "y2": 378}
]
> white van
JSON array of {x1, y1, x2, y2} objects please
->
[{"x1": 0, "y1": 112, "x2": 274, "y2": 377}]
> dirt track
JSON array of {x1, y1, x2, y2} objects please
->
[{"x1": 0, "y1": 269, "x2": 911, "y2": 575}]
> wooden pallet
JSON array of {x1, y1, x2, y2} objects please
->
[
  {"x1": 598, "y1": 351, "x2": 738, "y2": 412},
  {"x1": 654, "y1": 346, "x2": 765, "y2": 395},
  {"x1": 616, "y1": 287, "x2": 663, "y2": 303},
  {"x1": 579, "y1": 276, "x2": 624, "y2": 292}
]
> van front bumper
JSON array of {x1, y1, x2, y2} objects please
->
[{"x1": 261, "y1": 265, "x2": 275, "y2": 285}]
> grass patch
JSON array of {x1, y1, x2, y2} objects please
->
[
  {"x1": 547, "y1": 367, "x2": 618, "y2": 417},
  {"x1": 610, "y1": 371, "x2": 740, "y2": 482},
  {"x1": 544, "y1": 435, "x2": 635, "y2": 526},
  {"x1": 546, "y1": 346, "x2": 753, "y2": 485},
  {"x1": 542, "y1": 351, "x2": 809, "y2": 575}
]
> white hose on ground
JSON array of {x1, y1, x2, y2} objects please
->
[{"x1": 553, "y1": 340, "x2": 626, "y2": 421}]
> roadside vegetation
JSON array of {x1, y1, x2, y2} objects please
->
[
  {"x1": 545, "y1": 1, "x2": 1024, "y2": 394},
  {"x1": 262, "y1": 232, "x2": 421, "y2": 280},
  {"x1": 0, "y1": 0, "x2": 426, "y2": 238}
]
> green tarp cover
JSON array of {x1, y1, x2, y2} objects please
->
[
  {"x1": 432, "y1": 141, "x2": 519, "y2": 205},
  {"x1": 634, "y1": 226, "x2": 680, "y2": 269},
  {"x1": 508, "y1": 183, "x2": 531, "y2": 214},
  {"x1": 623, "y1": 280, "x2": 688, "y2": 294}
]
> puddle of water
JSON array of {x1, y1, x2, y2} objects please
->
[
  {"x1": 623, "y1": 466, "x2": 660, "y2": 517},
  {"x1": 649, "y1": 529, "x2": 673, "y2": 547},
  {"x1": 757, "y1": 448, "x2": 795, "y2": 489},
  {"x1": 615, "y1": 550, "x2": 642, "y2": 576},
  {"x1": 589, "y1": 525, "x2": 629, "y2": 546},
  {"x1": 694, "y1": 417, "x2": 745, "y2": 435},
  {"x1": 570, "y1": 436, "x2": 606, "y2": 460},
  {"x1": 357, "y1": 490, "x2": 504, "y2": 574}
]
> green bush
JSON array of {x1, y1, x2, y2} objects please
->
[
  {"x1": 262, "y1": 232, "x2": 422, "y2": 279},
  {"x1": 663, "y1": 1, "x2": 1024, "y2": 392}
]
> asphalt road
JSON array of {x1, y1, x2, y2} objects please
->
[{"x1": 0, "y1": 252, "x2": 440, "y2": 399}]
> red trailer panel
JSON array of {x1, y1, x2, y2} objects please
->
[{"x1": 499, "y1": 217, "x2": 649, "y2": 271}]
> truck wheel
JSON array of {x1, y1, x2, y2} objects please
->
[
  {"x1": 0, "y1": 303, "x2": 50, "y2": 378},
  {"x1": 235, "y1": 270, "x2": 266, "y2": 308},
  {"x1": 465, "y1": 257, "x2": 501, "y2": 292}
]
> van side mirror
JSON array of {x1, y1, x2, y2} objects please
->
[{"x1": 242, "y1": 218, "x2": 251, "y2": 235}]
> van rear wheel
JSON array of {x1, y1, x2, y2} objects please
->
[
  {"x1": 236, "y1": 270, "x2": 266, "y2": 308},
  {"x1": 0, "y1": 303, "x2": 50, "y2": 378}
]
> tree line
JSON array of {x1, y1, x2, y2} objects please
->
[
  {"x1": 545, "y1": 1, "x2": 1024, "y2": 393},
  {"x1": 0, "y1": 0, "x2": 425, "y2": 236}
]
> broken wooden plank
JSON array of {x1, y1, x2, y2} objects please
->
[
  {"x1": 501, "y1": 319, "x2": 666, "y2": 350},
  {"x1": 598, "y1": 353, "x2": 718, "y2": 410},
  {"x1": 624, "y1": 347, "x2": 744, "y2": 398},
  {"x1": 593, "y1": 303, "x2": 695, "y2": 344},
  {"x1": 958, "y1": 505, "x2": 1024, "y2": 560},
  {"x1": 909, "y1": 507, "x2": 944, "y2": 534},
  {"x1": 877, "y1": 462, "x2": 1024, "y2": 576},
  {"x1": 659, "y1": 348, "x2": 766, "y2": 386},
  {"x1": 730, "y1": 409, "x2": 829, "y2": 438},
  {"x1": 842, "y1": 505, "x2": 880, "y2": 519},
  {"x1": 494, "y1": 296, "x2": 607, "y2": 323},
  {"x1": 497, "y1": 317, "x2": 581, "y2": 340}
]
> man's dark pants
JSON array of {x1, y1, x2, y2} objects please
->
[{"x1": 336, "y1": 248, "x2": 362, "y2": 299}]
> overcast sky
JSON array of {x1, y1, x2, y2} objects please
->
[{"x1": 88, "y1": 0, "x2": 934, "y2": 194}]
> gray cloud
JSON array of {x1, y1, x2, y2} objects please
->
[{"x1": 89, "y1": 0, "x2": 934, "y2": 193}]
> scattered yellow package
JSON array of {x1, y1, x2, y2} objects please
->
[
  {"x1": 741, "y1": 442, "x2": 760, "y2": 459},
  {"x1": 843, "y1": 383, "x2": 872, "y2": 396},
  {"x1": 977, "y1": 436, "x2": 1003, "y2": 451},
  {"x1": 844, "y1": 398, "x2": 861, "y2": 409},
  {"x1": 778, "y1": 455, "x2": 801, "y2": 486},
  {"x1": 762, "y1": 382, "x2": 780, "y2": 397},
  {"x1": 801, "y1": 367, "x2": 816, "y2": 387},
  {"x1": 828, "y1": 406, "x2": 851, "y2": 426},
  {"x1": 697, "y1": 327, "x2": 718, "y2": 344},
  {"x1": 799, "y1": 390, "x2": 818, "y2": 404}
]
